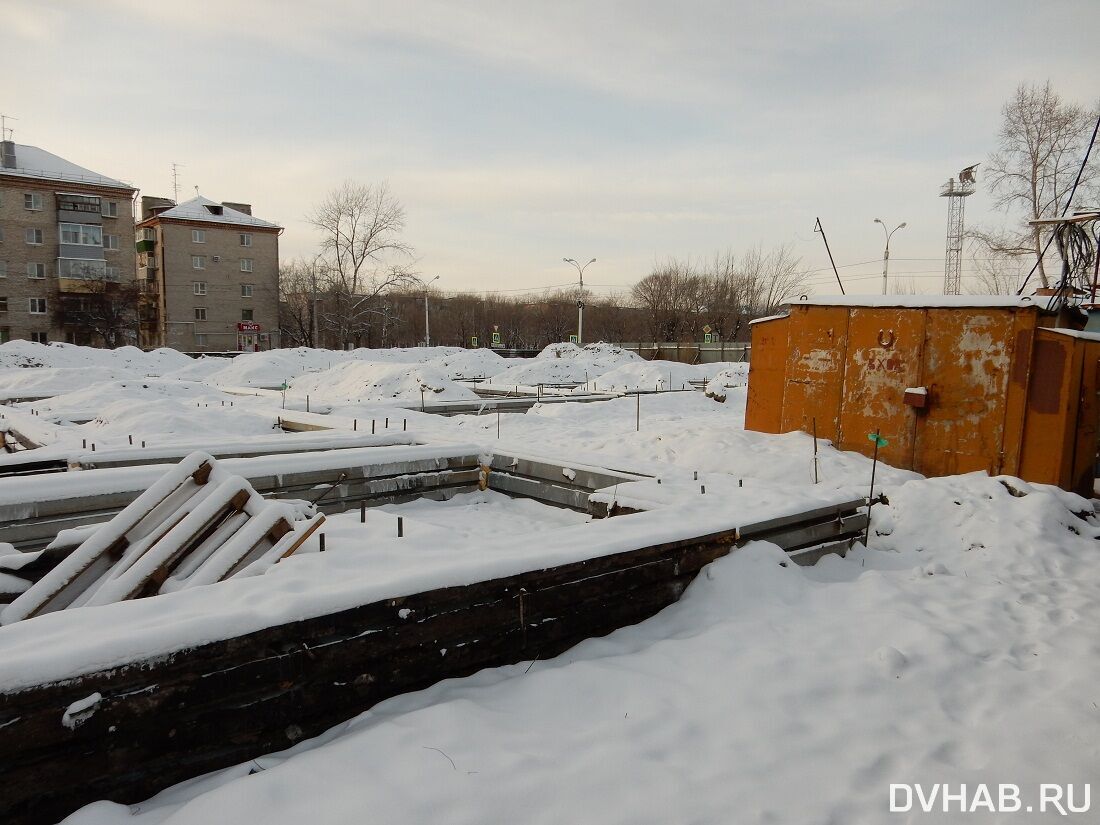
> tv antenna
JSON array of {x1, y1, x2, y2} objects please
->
[
  {"x1": 170, "y1": 162, "x2": 184, "y2": 203},
  {"x1": 0, "y1": 113, "x2": 18, "y2": 142}
]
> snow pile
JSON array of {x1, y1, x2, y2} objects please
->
[
  {"x1": 166, "y1": 348, "x2": 341, "y2": 388},
  {"x1": 288, "y1": 361, "x2": 479, "y2": 405},
  {"x1": 483, "y1": 342, "x2": 641, "y2": 387},
  {"x1": 426, "y1": 348, "x2": 506, "y2": 379},
  {"x1": 571, "y1": 360, "x2": 747, "y2": 394},
  {"x1": 25, "y1": 380, "x2": 278, "y2": 447},
  {"x1": 0, "y1": 343, "x2": 195, "y2": 400},
  {"x1": 704, "y1": 364, "x2": 750, "y2": 401},
  {"x1": 61, "y1": 472, "x2": 1100, "y2": 825},
  {"x1": 0, "y1": 341, "x2": 191, "y2": 372}
]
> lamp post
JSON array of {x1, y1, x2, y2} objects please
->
[
  {"x1": 563, "y1": 257, "x2": 595, "y2": 344},
  {"x1": 423, "y1": 275, "x2": 440, "y2": 347},
  {"x1": 874, "y1": 218, "x2": 907, "y2": 295}
]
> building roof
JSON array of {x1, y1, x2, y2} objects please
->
[
  {"x1": 0, "y1": 143, "x2": 133, "y2": 190},
  {"x1": 149, "y1": 195, "x2": 281, "y2": 229},
  {"x1": 791, "y1": 294, "x2": 1041, "y2": 310}
]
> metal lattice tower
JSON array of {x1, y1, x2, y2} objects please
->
[{"x1": 940, "y1": 172, "x2": 976, "y2": 295}]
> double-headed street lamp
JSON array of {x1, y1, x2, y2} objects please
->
[
  {"x1": 873, "y1": 218, "x2": 907, "y2": 295},
  {"x1": 423, "y1": 275, "x2": 440, "y2": 347},
  {"x1": 563, "y1": 257, "x2": 595, "y2": 345}
]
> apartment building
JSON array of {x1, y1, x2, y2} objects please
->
[
  {"x1": 137, "y1": 195, "x2": 281, "y2": 351},
  {"x1": 0, "y1": 141, "x2": 138, "y2": 345}
]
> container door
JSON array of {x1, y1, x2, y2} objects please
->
[
  {"x1": 915, "y1": 309, "x2": 1014, "y2": 477},
  {"x1": 837, "y1": 308, "x2": 925, "y2": 470},
  {"x1": 780, "y1": 306, "x2": 849, "y2": 442}
]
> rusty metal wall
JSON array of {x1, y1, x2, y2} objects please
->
[
  {"x1": 779, "y1": 306, "x2": 849, "y2": 439},
  {"x1": 746, "y1": 304, "x2": 1100, "y2": 494},
  {"x1": 744, "y1": 317, "x2": 788, "y2": 433},
  {"x1": 837, "y1": 308, "x2": 926, "y2": 471}
]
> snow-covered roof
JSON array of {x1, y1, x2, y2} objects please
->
[
  {"x1": 792, "y1": 294, "x2": 1040, "y2": 310},
  {"x1": 749, "y1": 313, "x2": 788, "y2": 325},
  {"x1": 0, "y1": 144, "x2": 133, "y2": 190},
  {"x1": 148, "y1": 195, "x2": 280, "y2": 229},
  {"x1": 1043, "y1": 327, "x2": 1100, "y2": 342}
]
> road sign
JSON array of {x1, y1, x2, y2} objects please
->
[
  {"x1": 704, "y1": 333, "x2": 712, "y2": 343},
  {"x1": 491, "y1": 331, "x2": 501, "y2": 345},
  {"x1": 568, "y1": 334, "x2": 579, "y2": 344},
  {"x1": 703, "y1": 324, "x2": 712, "y2": 333},
  {"x1": 470, "y1": 336, "x2": 478, "y2": 347}
]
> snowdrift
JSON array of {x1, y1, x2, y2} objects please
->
[{"x1": 288, "y1": 361, "x2": 479, "y2": 404}]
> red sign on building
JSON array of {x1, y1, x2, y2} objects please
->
[{"x1": 237, "y1": 321, "x2": 261, "y2": 332}]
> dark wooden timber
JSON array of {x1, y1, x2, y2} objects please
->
[{"x1": 0, "y1": 527, "x2": 737, "y2": 825}]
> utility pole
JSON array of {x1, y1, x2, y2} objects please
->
[
  {"x1": 423, "y1": 275, "x2": 440, "y2": 346},
  {"x1": 563, "y1": 257, "x2": 595, "y2": 344},
  {"x1": 874, "y1": 219, "x2": 907, "y2": 295}
]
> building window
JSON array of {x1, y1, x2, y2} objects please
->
[
  {"x1": 58, "y1": 258, "x2": 107, "y2": 279},
  {"x1": 0, "y1": 297, "x2": 7, "y2": 312},
  {"x1": 0, "y1": 327, "x2": 9, "y2": 344},
  {"x1": 239, "y1": 233, "x2": 252, "y2": 247},
  {"x1": 28, "y1": 298, "x2": 47, "y2": 314},
  {"x1": 241, "y1": 283, "x2": 253, "y2": 298},
  {"x1": 241, "y1": 308, "x2": 253, "y2": 321},
  {"x1": 104, "y1": 234, "x2": 119, "y2": 250},
  {"x1": 24, "y1": 193, "x2": 42, "y2": 211},
  {"x1": 192, "y1": 256, "x2": 205, "y2": 270},
  {"x1": 59, "y1": 223, "x2": 103, "y2": 246},
  {"x1": 25, "y1": 228, "x2": 43, "y2": 245},
  {"x1": 193, "y1": 281, "x2": 207, "y2": 296},
  {"x1": 240, "y1": 258, "x2": 253, "y2": 272},
  {"x1": 26, "y1": 263, "x2": 45, "y2": 279},
  {"x1": 0, "y1": 226, "x2": 5, "y2": 242},
  {"x1": 105, "y1": 265, "x2": 120, "y2": 282},
  {"x1": 101, "y1": 201, "x2": 118, "y2": 218},
  {"x1": 192, "y1": 229, "x2": 206, "y2": 243},
  {"x1": 30, "y1": 331, "x2": 47, "y2": 344},
  {"x1": 195, "y1": 333, "x2": 207, "y2": 346},
  {"x1": 194, "y1": 307, "x2": 207, "y2": 321},
  {"x1": 0, "y1": 261, "x2": 6, "y2": 277}
]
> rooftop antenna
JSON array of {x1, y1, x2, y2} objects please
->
[
  {"x1": 0, "y1": 113, "x2": 18, "y2": 142},
  {"x1": 170, "y1": 162, "x2": 184, "y2": 203},
  {"x1": 940, "y1": 164, "x2": 978, "y2": 295},
  {"x1": 193, "y1": 185, "x2": 199, "y2": 196}
]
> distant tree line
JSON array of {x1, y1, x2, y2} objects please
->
[{"x1": 279, "y1": 182, "x2": 813, "y2": 349}]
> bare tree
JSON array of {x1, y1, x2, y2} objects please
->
[
  {"x1": 278, "y1": 258, "x2": 318, "y2": 347},
  {"x1": 308, "y1": 181, "x2": 417, "y2": 347},
  {"x1": 979, "y1": 82, "x2": 1099, "y2": 287},
  {"x1": 968, "y1": 249, "x2": 1025, "y2": 295},
  {"x1": 740, "y1": 244, "x2": 810, "y2": 314},
  {"x1": 53, "y1": 280, "x2": 139, "y2": 348}
]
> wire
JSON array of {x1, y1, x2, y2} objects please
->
[{"x1": 1016, "y1": 109, "x2": 1100, "y2": 297}]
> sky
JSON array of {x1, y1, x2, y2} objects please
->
[{"x1": 3, "y1": 0, "x2": 1099, "y2": 298}]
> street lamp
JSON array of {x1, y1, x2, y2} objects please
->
[
  {"x1": 873, "y1": 219, "x2": 907, "y2": 295},
  {"x1": 563, "y1": 257, "x2": 595, "y2": 345},
  {"x1": 423, "y1": 275, "x2": 440, "y2": 347}
]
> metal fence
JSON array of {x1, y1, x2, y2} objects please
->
[{"x1": 614, "y1": 342, "x2": 751, "y2": 364}]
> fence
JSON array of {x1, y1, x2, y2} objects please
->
[{"x1": 614, "y1": 342, "x2": 751, "y2": 364}]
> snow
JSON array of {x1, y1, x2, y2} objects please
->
[
  {"x1": 573, "y1": 360, "x2": 744, "y2": 393},
  {"x1": 2, "y1": 340, "x2": 1098, "y2": 824},
  {"x1": 59, "y1": 472, "x2": 1100, "y2": 825},
  {"x1": 61, "y1": 692, "x2": 102, "y2": 730},
  {"x1": 904, "y1": 386, "x2": 928, "y2": 395},
  {"x1": 795, "y1": 294, "x2": 1040, "y2": 309},
  {"x1": 1, "y1": 144, "x2": 131, "y2": 189},
  {"x1": 287, "y1": 361, "x2": 479, "y2": 405},
  {"x1": 480, "y1": 342, "x2": 641, "y2": 387},
  {"x1": 145, "y1": 195, "x2": 279, "y2": 229},
  {"x1": 703, "y1": 364, "x2": 750, "y2": 401}
]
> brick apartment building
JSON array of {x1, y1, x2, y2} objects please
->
[
  {"x1": 0, "y1": 141, "x2": 138, "y2": 345},
  {"x1": 136, "y1": 195, "x2": 281, "y2": 352}
]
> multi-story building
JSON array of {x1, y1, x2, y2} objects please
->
[
  {"x1": 137, "y1": 195, "x2": 281, "y2": 351},
  {"x1": 0, "y1": 141, "x2": 138, "y2": 345}
]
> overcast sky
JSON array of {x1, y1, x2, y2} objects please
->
[{"x1": 4, "y1": 0, "x2": 1098, "y2": 297}]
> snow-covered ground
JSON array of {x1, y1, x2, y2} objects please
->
[{"x1": 1, "y1": 342, "x2": 1097, "y2": 823}]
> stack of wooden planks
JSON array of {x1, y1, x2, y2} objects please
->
[{"x1": 0, "y1": 451, "x2": 324, "y2": 623}]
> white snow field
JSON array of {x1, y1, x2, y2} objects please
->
[{"x1": 0, "y1": 342, "x2": 1097, "y2": 823}]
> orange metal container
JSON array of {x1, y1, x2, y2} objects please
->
[{"x1": 746, "y1": 298, "x2": 1100, "y2": 495}]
